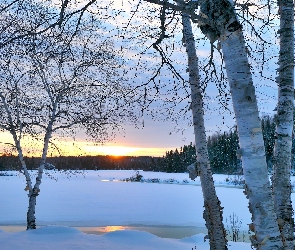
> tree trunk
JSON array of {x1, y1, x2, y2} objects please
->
[
  {"x1": 139, "y1": 0, "x2": 285, "y2": 247},
  {"x1": 13, "y1": 138, "x2": 37, "y2": 230},
  {"x1": 26, "y1": 132, "x2": 52, "y2": 229},
  {"x1": 14, "y1": 138, "x2": 39, "y2": 230},
  {"x1": 182, "y1": 13, "x2": 227, "y2": 249},
  {"x1": 27, "y1": 189, "x2": 39, "y2": 229},
  {"x1": 272, "y1": 0, "x2": 295, "y2": 247},
  {"x1": 220, "y1": 28, "x2": 282, "y2": 249},
  {"x1": 197, "y1": 0, "x2": 284, "y2": 247}
]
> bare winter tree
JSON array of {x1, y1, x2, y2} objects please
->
[
  {"x1": 201, "y1": 2, "x2": 282, "y2": 247},
  {"x1": 182, "y1": 13, "x2": 227, "y2": 249},
  {"x1": 0, "y1": 18, "x2": 138, "y2": 229},
  {"x1": 118, "y1": 2, "x2": 232, "y2": 246},
  {"x1": 141, "y1": 0, "x2": 284, "y2": 248},
  {"x1": 87, "y1": 0, "x2": 293, "y2": 248},
  {"x1": 272, "y1": 0, "x2": 295, "y2": 247}
]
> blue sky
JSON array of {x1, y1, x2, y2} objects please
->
[
  {"x1": 0, "y1": 0, "x2": 280, "y2": 157},
  {"x1": 97, "y1": 0, "x2": 279, "y2": 156},
  {"x1": 53, "y1": 0, "x2": 280, "y2": 156}
]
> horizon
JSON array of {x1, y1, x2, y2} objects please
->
[{"x1": 0, "y1": 131, "x2": 179, "y2": 158}]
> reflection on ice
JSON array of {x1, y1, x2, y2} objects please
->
[
  {"x1": 0, "y1": 225, "x2": 250, "y2": 242},
  {"x1": 76, "y1": 225, "x2": 206, "y2": 239}
]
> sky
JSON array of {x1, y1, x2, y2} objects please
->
[
  {"x1": 89, "y1": 0, "x2": 278, "y2": 157},
  {"x1": 0, "y1": 0, "x2": 279, "y2": 158}
]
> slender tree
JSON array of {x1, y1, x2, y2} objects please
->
[
  {"x1": 182, "y1": 12, "x2": 227, "y2": 249},
  {"x1": 272, "y1": 0, "x2": 295, "y2": 247},
  {"x1": 203, "y1": 1, "x2": 282, "y2": 247},
  {"x1": 141, "y1": 0, "x2": 283, "y2": 248}
]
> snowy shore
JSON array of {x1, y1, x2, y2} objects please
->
[{"x1": 1, "y1": 170, "x2": 287, "y2": 249}]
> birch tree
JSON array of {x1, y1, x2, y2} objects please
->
[
  {"x1": 272, "y1": 0, "x2": 295, "y2": 247},
  {"x1": 198, "y1": 1, "x2": 283, "y2": 248},
  {"x1": 0, "y1": 20, "x2": 138, "y2": 229},
  {"x1": 139, "y1": 0, "x2": 284, "y2": 248},
  {"x1": 182, "y1": 13, "x2": 227, "y2": 249}
]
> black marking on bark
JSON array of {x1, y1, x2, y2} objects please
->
[
  {"x1": 245, "y1": 85, "x2": 256, "y2": 102},
  {"x1": 199, "y1": 24, "x2": 220, "y2": 43},
  {"x1": 198, "y1": 0, "x2": 240, "y2": 42},
  {"x1": 227, "y1": 21, "x2": 242, "y2": 32}
]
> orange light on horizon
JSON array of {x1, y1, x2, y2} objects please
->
[
  {"x1": 0, "y1": 132, "x2": 169, "y2": 157},
  {"x1": 84, "y1": 145, "x2": 138, "y2": 156},
  {"x1": 101, "y1": 226, "x2": 128, "y2": 233},
  {"x1": 81, "y1": 144, "x2": 171, "y2": 157}
]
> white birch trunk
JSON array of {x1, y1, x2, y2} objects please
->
[
  {"x1": 220, "y1": 28, "x2": 282, "y2": 248},
  {"x1": 26, "y1": 69, "x2": 58, "y2": 229},
  {"x1": 26, "y1": 113, "x2": 55, "y2": 229},
  {"x1": 272, "y1": 0, "x2": 294, "y2": 247},
  {"x1": 13, "y1": 136, "x2": 36, "y2": 230},
  {"x1": 26, "y1": 131, "x2": 52, "y2": 229},
  {"x1": 182, "y1": 14, "x2": 227, "y2": 249}
]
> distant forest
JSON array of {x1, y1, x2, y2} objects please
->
[
  {"x1": 1, "y1": 116, "x2": 293, "y2": 174},
  {"x1": 157, "y1": 115, "x2": 295, "y2": 174},
  {"x1": 0, "y1": 155, "x2": 160, "y2": 172}
]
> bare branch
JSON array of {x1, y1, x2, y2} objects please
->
[{"x1": 142, "y1": 0, "x2": 201, "y2": 22}]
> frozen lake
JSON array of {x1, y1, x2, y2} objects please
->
[{"x1": 1, "y1": 170, "x2": 273, "y2": 249}]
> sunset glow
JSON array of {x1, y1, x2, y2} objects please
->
[
  {"x1": 84, "y1": 145, "x2": 138, "y2": 156},
  {"x1": 101, "y1": 226, "x2": 128, "y2": 233},
  {"x1": 0, "y1": 132, "x2": 169, "y2": 157},
  {"x1": 82, "y1": 145, "x2": 168, "y2": 157}
]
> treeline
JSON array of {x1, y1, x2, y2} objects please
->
[
  {"x1": 0, "y1": 155, "x2": 160, "y2": 171},
  {"x1": 156, "y1": 116, "x2": 293, "y2": 174},
  {"x1": 152, "y1": 143, "x2": 197, "y2": 173},
  {"x1": 153, "y1": 134, "x2": 241, "y2": 174}
]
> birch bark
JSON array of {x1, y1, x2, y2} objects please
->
[
  {"x1": 196, "y1": 0, "x2": 283, "y2": 248},
  {"x1": 182, "y1": 13, "x2": 227, "y2": 249},
  {"x1": 272, "y1": 0, "x2": 294, "y2": 247},
  {"x1": 220, "y1": 28, "x2": 282, "y2": 249},
  {"x1": 26, "y1": 82, "x2": 57, "y2": 229},
  {"x1": 26, "y1": 130, "x2": 53, "y2": 229}
]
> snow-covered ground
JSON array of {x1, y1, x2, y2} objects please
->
[{"x1": 1, "y1": 170, "x2": 291, "y2": 249}]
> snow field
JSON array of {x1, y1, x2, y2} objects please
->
[{"x1": 1, "y1": 170, "x2": 284, "y2": 249}]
